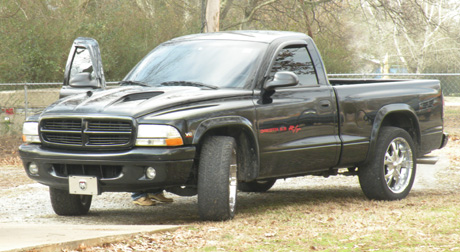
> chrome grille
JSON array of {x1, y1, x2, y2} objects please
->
[
  {"x1": 87, "y1": 120, "x2": 132, "y2": 132},
  {"x1": 88, "y1": 135, "x2": 131, "y2": 145},
  {"x1": 42, "y1": 119, "x2": 81, "y2": 131},
  {"x1": 44, "y1": 133, "x2": 82, "y2": 145},
  {"x1": 40, "y1": 118, "x2": 134, "y2": 149}
]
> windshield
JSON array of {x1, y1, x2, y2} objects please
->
[{"x1": 123, "y1": 40, "x2": 267, "y2": 88}]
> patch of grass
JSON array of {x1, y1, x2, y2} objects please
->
[
  {"x1": 78, "y1": 188, "x2": 460, "y2": 251},
  {"x1": 444, "y1": 104, "x2": 460, "y2": 136},
  {"x1": 0, "y1": 135, "x2": 22, "y2": 166},
  {"x1": 0, "y1": 166, "x2": 34, "y2": 189}
]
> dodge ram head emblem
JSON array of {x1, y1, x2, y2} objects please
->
[{"x1": 79, "y1": 180, "x2": 87, "y2": 191}]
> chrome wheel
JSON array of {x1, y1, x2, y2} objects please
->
[
  {"x1": 359, "y1": 126, "x2": 416, "y2": 200},
  {"x1": 384, "y1": 137, "x2": 414, "y2": 194},
  {"x1": 228, "y1": 148, "x2": 238, "y2": 214}
]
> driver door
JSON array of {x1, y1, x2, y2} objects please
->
[
  {"x1": 59, "y1": 37, "x2": 106, "y2": 98},
  {"x1": 256, "y1": 43, "x2": 340, "y2": 178}
]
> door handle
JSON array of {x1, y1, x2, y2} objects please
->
[{"x1": 320, "y1": 100, "x2": 331, "y2": 108}]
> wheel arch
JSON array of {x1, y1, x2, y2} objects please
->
[
  {"x1": 367, "y1": 104, "x2": 421, "y2": 161},
  {"x1": 192, "y1": 116, "x2": 260, "y2": 181}
]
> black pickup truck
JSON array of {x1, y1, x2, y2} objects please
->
[{"x1": 19, "y1": 31, "x2": 448, "y2": 221}]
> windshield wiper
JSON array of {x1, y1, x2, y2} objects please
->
[
  {"x1": 119, "y1": 80, "x2": 150, "y2": 87},
  {"x1": 160, "y1": 81, "x2": 218, "y2": 90}
]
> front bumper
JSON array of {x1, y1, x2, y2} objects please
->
[{"x1": 19, "y1": 144, "x2": 196, "y2": 192}]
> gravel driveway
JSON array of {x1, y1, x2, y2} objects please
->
[{"x1": 0, "y1": 151, "x2": 454, "y2": 226}]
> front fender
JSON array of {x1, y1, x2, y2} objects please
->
[
  {"x1": 192, "y1": 116, "x2": 260, "y2": 180},
  {"x1": 192, "y1": 116, "x2": 256, "y2": 144}
]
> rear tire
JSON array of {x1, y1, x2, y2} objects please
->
[
  {"x1": 238, "y1": 179, "x2": 276, "y2": 192},
  {"x1": 198, "y1": 136, "x2": 238, "y2": 221},
  {"x1": 359, "y1": 126, "x2": 416, "y2": 200},
  {"x1": 50, "y1": 187, "x2": 92, "y2": 216}
]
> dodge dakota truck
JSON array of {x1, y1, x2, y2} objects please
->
[{"x1": 19, "y1": 31, "x2": 448, "y2": 221}]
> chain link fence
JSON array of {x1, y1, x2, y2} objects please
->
[
  {"x1": 0, "y1": 82, "x2": 117, "y2": 135},
  {"x1": 1, "y1": 74, "x2": 459, "y2": 135},
  {"x1": 0, "y1": 83, "x2": 60, "y2": 135}
]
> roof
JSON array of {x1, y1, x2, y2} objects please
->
[{"x1": 168, "y1": 30, "x2": 309, "y2": 44}]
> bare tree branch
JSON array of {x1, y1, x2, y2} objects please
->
[
  {"x1": 223, "y1": 0, "x2": 278, "y2": 30},
  {"x1": 221, "y1": 0, "x2": 234, "y2": 20}
]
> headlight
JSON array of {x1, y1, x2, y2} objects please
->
[
  {"x1": 136, "y1": 125, "x2": 184, "y2": 146},
  {"x1": 22, "y1": 122, "x2": 41, "y2": 143}
]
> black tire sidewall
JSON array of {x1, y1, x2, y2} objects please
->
[
  {"x1": 50, "y1": 187, "x2": 92, "y2": 216},
  {"x1": 197, "y1": 136, "x2": 237, "y2": 221},
  {"x1": 359, "y1": 126, "x2": 417, "y2": 200}
]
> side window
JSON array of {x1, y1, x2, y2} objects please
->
[{"x1": 270, "y1": 46, "x2": 318, "y2": 86}]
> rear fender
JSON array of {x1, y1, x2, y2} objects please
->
[{"x1": 367, "y1": 104, "x2": 421, "y2": 162}]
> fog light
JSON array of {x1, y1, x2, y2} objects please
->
[
  {"x1": 29, "y1": 163, "x2": 39, "y2": 175},
  {"x1": 146, "y1": 167, "x2": 156, "y2": 179}
]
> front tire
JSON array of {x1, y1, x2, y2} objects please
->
[
  {"x1": 198, "y1": 136, "x2": 238, "y2": 221},
  {"x1": 50, "y1": 187, "x2": 92, "y2": 216},
  {"x1": 359, "y1": 126, "x2": 416, "y2": 200}
]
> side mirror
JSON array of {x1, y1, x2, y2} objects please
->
[
  {"x1": 265, "y1": 71, "x2": 299, "y2": 90},
  {"x1": 60, "y1": 37, "x2": 105, "y2": 98},
  {"x1": 69, "y1": 72, "x2": 98, "y2": 88},
  {"x1": 259, "y1": 72, "x2": 299, "y2": 104}
]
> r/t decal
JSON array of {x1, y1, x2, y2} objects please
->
[
  {"x1": 260, "y1": 125, "x2": 301, "y2": 134},
  {"x1": 288, "y1": 125, "x2": 301, "y2": 133}
]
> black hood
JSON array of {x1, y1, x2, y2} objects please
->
[{"x1": 42, "y1": 86, "x2": 252, "y2": 118}]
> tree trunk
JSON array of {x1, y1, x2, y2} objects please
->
[{"x1": 205, "y1": 0, "x2": 220, "y2": 32}]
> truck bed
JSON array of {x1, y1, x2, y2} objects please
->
[{"x1": 331, "y1": 78, "x2": 443, "y2": 166}]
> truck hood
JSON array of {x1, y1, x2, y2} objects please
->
[{"x1": 42, "y1": 86, "x2": 253, "y2": 118}]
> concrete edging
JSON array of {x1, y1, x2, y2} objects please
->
[{"x1": 0, "y1": 224, "x2": 180, "y2": 252}]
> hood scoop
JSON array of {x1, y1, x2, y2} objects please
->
[
  {"x1": 120, "y1": 92, "x2": 164, "y2": 103},
  {"x1": 106, "y1": 91, "x2": 165, "y2": 111}
]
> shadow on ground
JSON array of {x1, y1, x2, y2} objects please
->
[{"x1": 39, "y1": 184, "x2": 447, "y2": 225}]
